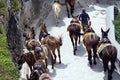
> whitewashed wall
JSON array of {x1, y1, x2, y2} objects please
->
[{"x1": 106, "y1": 6, "x2": 120, "y2": 74}]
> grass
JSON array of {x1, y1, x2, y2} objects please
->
[
  {"x1": 0, "y1": 33, "x2": 19, "y2": 80},
  {"x1": 113, "y1": 12, "x2": 120, "y2": 44}
]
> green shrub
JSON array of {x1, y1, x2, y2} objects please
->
[
  {"x1": 113, "y1": 12, "x2": 120, "y2": 44},
  {"x1": 10, "y1": 0, "x2": 20, "y2": 12},
  {"x1": 0, "y1": 33, "x2": 19, "y2": 80},
  {"x1": 0, "y1": 0, "x2": 5, "y2": 16}
]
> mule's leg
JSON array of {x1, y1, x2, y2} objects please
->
[
  {"x1": 70, "y1": 34, "x2": 74, "y2": 51},
  {"x1": 29, "y1": 65, "x2": 33, "y2": 72},
  {"x1": 74, "y1": 36, "x2": 78, "y2": 55},
  {"x1": 78, "y1": 34, "x2": 81, "y2": 44},
  {"x1": 45, "y1": 58, "x2": 48, "y2": 69},
  {"x1": 108, "y1": 60, "x2": 116, "y2": 80},
  {"x1": 56, "y1": 15, "x2": 58, "y2": 26},
  {"x1": 93, "y1": 47, "x2": 97, "y2": 65},
  {"x1": 87, "y1": 48, "x2": 92, "y2": 65},
  {"x1": 65, "y1": 3, "x2": 70, "y2": 18},
  {"x1": 48, "y1": 52, "x2": 55, "y2": 69},
  {"x1": 52, "y1": 50, "x2": 57, "y2": 64},
  {"x1": 57, "y1": 48, "x2": 61, "y2": 64},
  {"x1": 70, "y1": 6, "x2": 74, "y2": 18},
  {"x1": 103, "y1": 59, "x2": 109, "y2": 72}
]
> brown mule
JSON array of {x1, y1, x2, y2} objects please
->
[
  {"x1": 65, "y1": 0, "x2": 76, "y2": 18},
  {"x1": 97, "y1": 28, "x2": 117, "y2": 80},
  {"x1": 82, "y1": 25, "x2": 100, "y2": 65},
  {"x1": 52, "y1": 0, "x2": 62, "y2": 26},
  {"x1": 34, "y1": 44, "x2": 55, "y2": 69},
  {"x1": 67, "y1": 17, "x2": 82, "y2": 55},
  {"x1": 26, "y1": 60, "x2": 47, "y2": 80},
  {"x1": 39, "y1": 23, "x2": 62, "y2": 64},
  {"x1": 41, "y1": 35, "x2": 62, "y2": 64}
]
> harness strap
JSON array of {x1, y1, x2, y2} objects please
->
[
  {"x1": 40, "y1": 45, "x2": 48, "y2": 60},
  {"x1": 97, "y1": 43, "x2": 111, "y2": 54},
  {"x1": 30, "y1": 50, "x2": 37, "y2": 62},
  {"x1": 27, "y1": 39, "x2": 36, "y2": 46},
  {"x1": 82, "y1": 32, "x2": 95, "y2": 41},
  {"x1": 67, "y1": 23, "x2": 83, "y2": 31}
]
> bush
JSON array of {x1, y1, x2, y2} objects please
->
[
  {"x1": 0, "y1": 0, "x2": 5, "y2": 16},
  {"x1": 113, "y1": 12, "x2": 120, "y2": 44},
  {"x1": 0, "y1": 33, "x2": 19, "y2": 80},
  {"x1": 10, "y1": 0, "x2": 20, "y2": 12}
]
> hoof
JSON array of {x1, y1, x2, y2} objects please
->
[
  {"x1": 59, "y1": 61, "x2": 61, "y2": 64},
  {"x1": 94, "y1": 61, "x2": 97, "y2": 65},
  {"x1": 90, "y1": 61, "x2": 92, "y2": 65}
]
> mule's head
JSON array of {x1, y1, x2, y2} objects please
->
[
  {"x1": 39, "y1": 23, "x2": 50, "y2": 41},
  {"x1": 28, "y1": 70, "x2": 40, "y2": 80},
  {"x1": 83, "y1": 21, "x2": 92, "y2": 32},
  {"x1": 100, "y1": 28, "x2": 111, "y2": 43},
  {"x1": 17, "y1": 53, "x2": 26, "y2": 70},
  {"x1": 26, "y1": 39, "x2": 41, "y2": 50},
  {"x1": 101, "y1": 28, "x2": 110, "y2": 38},
  {"x1": 54, "y1": 0, "x2": 60, "y2": 3},
  {"x1": 39, "y1": 73, "x2": 52, "y2": 80},
  {"x1": 34, "y1": 46, "x2": 43, "y2": 60}
]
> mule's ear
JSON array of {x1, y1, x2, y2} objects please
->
[
  {"x1": 101, "y1": 28, "x2": 104, "y2": 33},
  {"x1": 31, "y1": 27, "x2": 34, "y2": 30},
  {"x1": 106, "y1": 28, "x2": 110, "y2": 33}
]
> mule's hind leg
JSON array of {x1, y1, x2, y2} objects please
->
[
  {"x1": 93, "y1": 47, "x2": 97, "y2": 65},
  {"x1": 70, "y1": 34, "x2": 74, "y2": 50},
  {"x1": 87, "y1": 48, "x2": 92, "y2": 65},
  {"x1": 103, "y1": 59, "x2": 109, "y2": 72},
  {"x1": 53, "y1": 52, "x2": 57, "y2": 64},
  {"x1": 70, "y1": 7, "x2": 74, "y2": 18},
  {"x1": 78, "y1": 35, "x2": 81, "y2": 44},
  {"x1": 48, "y1": 52, "x2": 55, "y2": 69},
  {"x1": 108, "y1": 60, "x2": 116, "y2": 80},
  {"x1": 65, "y1": 3, "x2": 70, "y2": 18},
  {"x1": 57, "y1": 48, "x2": 61, "y2": 64}
]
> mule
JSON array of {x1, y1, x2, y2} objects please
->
[
  {"x1": 17, "y1": 43, "x2": 55, "y2": 72},
  {"x1": 25, "y1": 39, "x2": 41, "y2": 51},
  {"x1": 39, "y1": 23, "x2": 62, "y2": 64},
  {"x1": 82, "y1": 25, "x2": 100, "y2": 65},
  {"x1": 41, "y1": 35, "x2": 62, "y2": 64},
  {"x1": 26, "y1": 60, "x2": 47, "y2": 80},
  {"x1": 97, "y1": 28, "x2": 117, "y2": 80},
  {"x1": 34, "y1": 45, "x2": 55, "y2": 69},
  {"x1": 65, "y1": 0, "x2": 76, "y2": 18},
  {"x1": 67, "y1": 17, "x2": 82, "y2": 55},
  {"x1": 39, "y1": 73, "x2": 52, "y2": 80},
  {"x1": 39, "y1": 23, "x2": 49, "y2": 42},
  {"x1": 17, "y1": 49, "x2": 36, "y2": 72},
  {"x1": 52, "y1": 0, "x2": 62, "y2": 26},
  {"x1": 24, "y1": 27, "x2": 35, "y2": 42}
]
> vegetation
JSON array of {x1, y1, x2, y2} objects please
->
[
  {"x1": 113, "y1": 12, "x2": 120, "y2": 44},
  {"x1": 0, "y1": 31, "x2": 19, "y2": 79},
  {"x1": 10, "y1": 0, "x2": 21, "y2": 12},
  {"x1": 0, "y1": 0, "x2": 5, "y2": 16}
]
